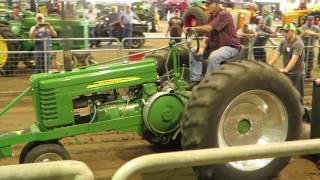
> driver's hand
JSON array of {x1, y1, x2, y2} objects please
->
[
  {"x1": 184, "y1": 27, "x2": 194, "y2": 35},
  {"x1": 315, "y1": 79, "x2": 320, "y2": 85}
]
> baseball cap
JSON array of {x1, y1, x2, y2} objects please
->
[
  {"x1": 202, "y1": 0, "x2": 222, "y2": 4},
  {"x1": 280, "y1": 23, "x2": 302, "y2": 34}
]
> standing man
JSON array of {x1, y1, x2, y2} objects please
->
[
  {"x1": 268, "y1": 23, "x2": 305, "y2": 102},
  {"x1": 187, "y1": 0, "x2": 240, "y2": 89},
  {"x1": 166, "y1": 9, "x2": 183, "y2": 43},
  {"x1": 317, "y1": 17, "x2": 320, "y2": 66},
  {"x1": 300, "y1": 16, "x2": 320, "y2": 78},
  {"x1": 263, "y1": 10, "x2": 273, "y2": 28},
  {"x1": 29, "y1": 13, "x2": 57, "y2": 73},
  {"x1": 85, "y1": 3, "x2": 100, "y2": 48},
  {"x1": 253, "y1": 18, "x2": 276, "y2": 62},
  {"x1": 119, "y1": 3, "x2": 141, "y2": 48},
  {"x1": 237, "y1": 23, "x2": 257, "y2": 59},
  {"x1": 107, "y1": 6, "x2": 119, "y2": 45}
]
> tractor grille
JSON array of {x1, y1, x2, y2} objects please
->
[{"x1": 39, "y1": 88, "x2": 58, "y2": 121}]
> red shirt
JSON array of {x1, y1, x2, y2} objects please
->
[{"x1": 207, "y1": 10, "x2": 240, "y2": 52}]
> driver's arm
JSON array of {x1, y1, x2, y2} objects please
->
[{"x1": 193, "y1": 25, "x2": 213, "y2": 34}]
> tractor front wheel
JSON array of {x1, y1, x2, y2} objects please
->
[
  {"x1": 130, "y1": 34, "x2": 145, "y2": 49},
  {"x1": 22, "y1": 143, "x2": 70, "y2": 163},
  {"x1": 182, "y1": 61, "x2": 303, "y2": 180}
]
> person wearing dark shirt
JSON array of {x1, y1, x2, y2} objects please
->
[
  {"x1": 166, "y1": 9, "x2": 183, "y2": 43},
  {"x1": 225, "y1": 0, "x2": 234, "y2": 9},
  {"x1": 237, "y1": 23, "x2": 257, "y2": 59},
  {"x1": 119, "y1": 3, "x2": 141, "y2": 48},
  {"x1": 187, "y1": 0, "x2": 240, "y2": 89},
  {"x1": 268, "y1": 23, "x2": 305, "y2": 102},
  {"x1": 107, "y1": 6, "x2": 119, "y2": 45},
  {"x1": 300, "y1": 16, "x2": 320, "y2": 78},
  {"x1": 253, "y1": 18, "x2": 276, "y2": 62}
]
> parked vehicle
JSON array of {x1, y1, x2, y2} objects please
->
[{"x1": 94, "y1": 15, "x2": 146, "y2": 49}]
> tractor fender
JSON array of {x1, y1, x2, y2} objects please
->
[{"x1": 183, "y1": 5, "x2": 208, "y2": 28}]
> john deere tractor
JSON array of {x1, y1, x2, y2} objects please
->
[
  {"x1": 0, "y1": 1, "x2": 91, "y2": 75},
  {"x1": 0, "y1": 30, "x2": 304, "y2": 180}
]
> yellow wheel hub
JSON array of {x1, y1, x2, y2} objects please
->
[{"x1": 0, "y1": 34, "x2": 8, "y2": 68}]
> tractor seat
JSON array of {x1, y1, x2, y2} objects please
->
[
  {"x1": 201, "y1": 45, "x2": 246, "y2": 75},
  {"x1": 226, "y1": 45, "x2": 246, "y2": 62}
]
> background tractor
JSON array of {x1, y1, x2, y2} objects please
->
[
  {"x1": 0, "y1": 31, "x2": 305, "y2": 180},
  {"x1": 0, "y1": 0, "x2": 92, "y2": 75},
  {"x1": 131, "y1": 1, "x2": 160, "y2": 32},
  {"x1": 282, "y1": 9, "x2": 320, "y2": 27}
]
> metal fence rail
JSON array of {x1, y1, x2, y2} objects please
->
[
  {"x1": 0, "y1": 160, "x2": 94, "y2": 180},
  {"x1": 0, "y1": 36, "x2": 319, "y2": 91},
  {"x1": 112, "y1": 139, "x2": 320, "y2": 180}
]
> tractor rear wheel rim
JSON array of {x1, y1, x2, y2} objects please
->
[
  {"x1": 34, "y1": 153, "x2": 63, "y2": 162},
  {"x1": 218, "y1": 90, "x2": 288, "y2": 171}
]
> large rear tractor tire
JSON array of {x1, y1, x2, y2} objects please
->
[
  {"x1": 183, "y1": 6, "x2": 207, "y2": 27},
  {"x1": 182, "y1": 61, "x2": 303, "y2": 180},
  {"x1": 146, "y1": 46, "x2": 189, "y2": 77},
  {"x1": 0, "y1": 24, "x2": 21, "y2": 75}
]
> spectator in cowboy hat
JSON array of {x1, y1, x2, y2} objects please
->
[{"x1": 268, "y1": 23, "x2": 305, "y2": 102}]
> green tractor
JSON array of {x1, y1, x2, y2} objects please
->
[
  {"x1": 132, "y1": 1, "x2": 160, "y2": 32},
  {"x1": 0, "y1": 2, "x2": 91, "y2": 75},
  {"x1": 0, "y1": 31, "x2": 305, "y2": 180}
]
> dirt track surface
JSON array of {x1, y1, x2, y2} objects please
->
[{"x1": 1, "y1": 21, "x2": 320, "y2": 179}]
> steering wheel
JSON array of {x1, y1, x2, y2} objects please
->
[{"x1": 185, "y1": 27, "x2": 200, "y2": 55}]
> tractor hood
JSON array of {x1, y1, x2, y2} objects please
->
[
  {"x1": 30, "y1": 59, "x2": 157, "y2": 130},
  {"x1": 30, "y1": 59, "x2": 157, "y2": 91}
]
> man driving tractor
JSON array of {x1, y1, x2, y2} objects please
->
[{"x1": 186, "y1": 0, "x2": 240, "y2": 89}]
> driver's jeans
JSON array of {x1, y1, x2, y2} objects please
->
[{"x1": 189, "y1": 46, "x2": 239, "y2": 82}]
